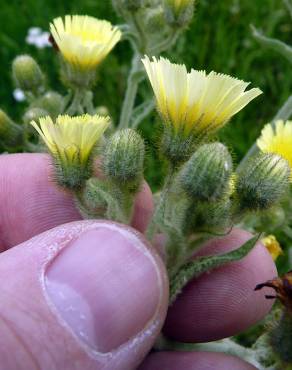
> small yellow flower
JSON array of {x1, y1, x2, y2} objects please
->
[
  {"x1": 261, "y1": 235, "x2": 283, "y2": 261},
  {"x1": 50, "y1": 15, "x2": 121, "y2": 71},
  {"x1": 257, "y1": 120, "x2": 292, "y2": 170},
  {"x1": 142, "y1": 56, "x2": 262, "y2": 136},
  {"x1": 31, "y1": 114, "x2": 110, "y2": 165}
]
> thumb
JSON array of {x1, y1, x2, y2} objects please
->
[{"x1": 0, "y1": 221, "x2": 168, "y2": 370}]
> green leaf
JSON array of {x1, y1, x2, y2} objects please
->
[{"x1": 169, "y1": 234, "x2": 260, "y2": 304}]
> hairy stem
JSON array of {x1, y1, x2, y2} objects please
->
[
  {"x1": 150, "y1": 28, "x2": 181, "y2": 55},
  {"x1": 146, "y1": 165, "x2": 176, "y2": 240},
  {"x1": 130, "y1": 99, "x2": 155, "y2": 128},
  {"x1": 155, "y1": 336, "x2": 264, "y2": 369},
  {"x1": 118, "y1": 54, "x2": 144, "y2": 130},
  {"x1": 66, "y1": 88, "x2": 84, "y2": 115}
]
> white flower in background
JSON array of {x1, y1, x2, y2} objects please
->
[
  {"x1": 13, "y1": 88, "x2": 26, "y2": 102},
  {"x1": 26, "y1": 27, "x2": 51, "y2": 49}
]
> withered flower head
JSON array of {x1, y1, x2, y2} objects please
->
[{"x1": 255, "y1": 270, "x2": 292, "y2": 312}]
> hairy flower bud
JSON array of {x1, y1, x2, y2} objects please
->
[
  {"x1": 179, "y1": 143, "x2": 233, "y2": 202},
  {"x1": 145, "y1": 7, "x2": 165, "y2": 33},
  {"x1": 236, "y1": 153, "x2": 290, "y2": 212},
  {"x1": 103, "y1": 129, "x2": 145, "y2": 193},
  {"x1": 12, "y1": 55, "x2": 45, "y2": 94},
  {"x1": 96, "y1": 106, "x2": 109, "y2": 116},
  {"x1": 0, "y1": 109, "x2": 22, "y2": 147},
  {"x1": 23, "y1": 107, "x2": 49, "y2": 126},
  {"x1": 163, "y1": 0, "x2": 195, "y2": 27},
  {"x1": 32, "y1": 91, "x2": 63, "y2": 119},
  {"x1": 112, "y1": 0, "x2": 143, "y2": 13}
]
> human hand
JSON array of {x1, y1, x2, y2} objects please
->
[{"x1": 0, "y1": 154, "x2": 276, "y2": 370}]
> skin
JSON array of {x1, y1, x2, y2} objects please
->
[{"x1": 0, "y1": 153, "x2": 277, "y2": 370}]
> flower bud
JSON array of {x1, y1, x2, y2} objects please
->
[
  {"x1": 163, "y1": 0, "x2": 195, "y2": 28},
  {"x1": 112, "y1": 0, "x2": 143, "y2": 13},
  {"x1": 145, "y1": 7, "x2": 165, "y2": 33},
  {"x1": 96, "y1": 106, "x2": 109, "y2": 116},
  {"x1": 179, "y1": 143, "x2": 233, "y2": 202},
  {"x1": 12, "y1": 55, "x2": 45, "y2": 94},
  {"x1": 103, "y1": 129, "x2": 145, "y2": 193},
  {"x1": 23, "y1": 107, "x2": 49, "y2": 126},
  {"x1": 236, "y1": 153, "x2": 290, "y2": 212},
  {"x1": 32, "y1": 91, "x2": 63, "y2": 118},
  {"x1": 0, "y1": 109, "x2": 22, "y2": 147}
]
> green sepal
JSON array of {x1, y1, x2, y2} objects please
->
[{"x1": 76, "y1": 177, "x2": 134, "y2": 224}]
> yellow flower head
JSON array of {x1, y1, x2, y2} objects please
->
[
  {"x1": 142, "y1": 56, "x2": 262, "y2": 136},
  {"x1": 31, "y1": 114, "x2": 110, "y2": 165},
  {"x1": 50, "y1": 15, "x2": 121, "y2": 71},
  {"x1": 261, "y1": 235, "x2": 283, "y2": 261},
  {"x1": 257, "y1": 120, "x2": 292, "y2": 171}
]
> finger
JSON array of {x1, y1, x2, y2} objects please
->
[
  {"x1": 0, "y1": 153, "x2": 153, "y2": 250},
  {"x1": 163, "y1": 228, "x2": 277, "y2": 342},
  {"x1": 0, "y1": 221, "x2": 168, "y2": 370},
  {"x1": 139, "y1": 351, "x2": 257, "y2": 370}
]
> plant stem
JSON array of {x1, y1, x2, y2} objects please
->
[
  {"x1": 66, "y1": 88, "x2": 84, "y2": 115},
  {"x1": 251, "y1": 25, "x2": 292, "y2": 64},
  {"x1": 283, "y1": 0, "x2": 292, "y2": 19},
  {"x1": 150, "y1": 28, "x2": 181, "y2": 55},
  {"x1": 155, "y1": 336, "x2": 264, "y2": 369},
  {"x1": 131, "y1": 12, "x2": 147, "y2": 53},
  {"x1": 146, "y1": 164, "x2": 176, "y2": 240},
  {"x1": 130, "y1": 98, "x2": 155, "y2": 128},
  {"x1": 118, "y1": 54, "x2": 144, "y2": 130}
]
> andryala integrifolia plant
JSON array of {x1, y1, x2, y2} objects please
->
[{"x1": 1, "y1": 0, "x2": 292, "y2": 368}]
